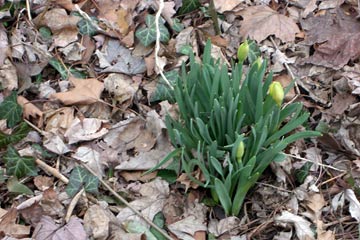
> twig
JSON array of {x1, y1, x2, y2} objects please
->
[
  {"x1": 65, "y1": 188, "x2": 85, "y2": 223},
  {"x1": 80, "y1": 162, "x2": 173, "y2": 240},
  {"x1": 154, "y1": 0, "x2": 173, "y2": 90},
  {"x1": 285, "y1": 153, "x2": 347, "y2": 172},
  {"x1": 35, "y1": 159, "x2": 69, "y2": 184},
  {"x1": 25, "y1": 0, "x2": 32, "y2": 21}
]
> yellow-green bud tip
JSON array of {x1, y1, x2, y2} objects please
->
[
  {"x1": 236, "y1": 141, "x2": 245, "y2": 162},
  {"x1": 237, "y1": 40, "x2": 249, "y2": 63},
  {"x1": 254, "y1": 56, "x2": 263, "y2": 70},
  {"x1": 268, "y1": 81, "x2": 284, "y2": 106}
]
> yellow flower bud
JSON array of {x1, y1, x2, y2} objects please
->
[
  {"x1": 236, "y1": 141, "x2": 245, "y2": 162},
  {"x1": 237, "y1": 40, "x2": 249, "y2": 63},
  {"x1": 268, "y1": 81, "x2": 284, "y2": 106},
  {"x1": 254, "y1": 56, "x2": 263, "y2": 70}
]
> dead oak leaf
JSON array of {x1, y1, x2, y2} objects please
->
[
  {"x1": 239, "y1": 5, "x2": 300, "y2": 42},
  {"x1": 301, "y1": 9, "x2": 360, "y2": 69},
  {"x1": 51, "y1": 77, "x2": 104, "y2": 105}
]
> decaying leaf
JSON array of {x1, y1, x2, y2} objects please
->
[
  {"x1": 239, "y1": 5, "x2": 300, "y2": 42},
  {"x1": 0, "y1": 208, "x2": 31, "y2": 238},
  {"x1": 50, "y1": 77, "x2": 104, "y2": 105},
  {"x1": 301, "y1": 8, "x2": 360, "y2": 69},
  {"x1": 275, "y1": 211, "x2": 315, "y2": 240},
  {"x1": 33, "y1": 216, "x2": 87, "y2": 240}
]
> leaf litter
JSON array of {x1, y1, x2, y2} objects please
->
[{"x1": 1, "y1": 0, "x2": 360, "y2": 239}]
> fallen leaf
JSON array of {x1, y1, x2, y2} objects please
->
[
  {"x1": 43, "y1": 132, "x2": 71, "y2": 155},
  {"x1": 17, "y1": 96, "x2": 43, "y2": 127},
  {"x1": 214, "y1": 0, "x2": 244, "y2": 13},
  {"x1": 33, "y1": 215, "x2": 87, "y2": 240},
  {"x1": 0, "y1": 208, "x2": 31, "y2": 238},
  {"x1": 239, "y1": 5, "x2": 300, "y2": 42},
  {"x1": 0, "y1": 25, "x2": 9, "y2": 66},
  {"x1": 34, "y1": 176, "x2": 54, "y2": 191},
  {"x1": 50, "y1": 77, "x2": 104, "y2": 105},
  {"x1": 40, "y1": 188, "x2": 65, "y2": 217},
  {"x1": 84, "y1": 204, "x2": 118, "y2": 239},
  {"x1": 72, "y1": 146, "x2": 104, "y2": 178},
  {"x1": 0, "y1": 59, "x2": 18, "y2": 90},
  {"x1": 275, "y1": 211, "x2": 315, "y2": 240},
  {"x1": 96, "y1": 39, "x2": 146, "y2": 75},
  {"x1": 34, "y1": 8, "x2": 80, "y2": 48},
  {"x1": 44, "y1": 107, "x2": 75, "y2": 133},
  {"x1": 345, "y1": 189, "x2": 360, "y2": 222},
  {"x1": 64, "y1": 117, "x2": 109, "y2": 144},
  {"x1": 301, "y1": 8, "x2": 360, "y2": 69}
]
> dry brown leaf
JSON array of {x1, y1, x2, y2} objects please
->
[
  {"x1": 0, "y1": 59, "x2": 17, "y2": 90},
  {"x1": 0, "y1": 25, "x2": 9, "y2": 67},
  {"x1": 17, "y1": 96, "x2": 43, "y2": 127},
  {"x1": 34, "y1": 8, "x2": 80, "y2": 48},
  {"x1": 44, "y1": 107, "x2": 75, "y2": 133},
  {"x1": 34, "y1": 176, "x2": 54, "y2": 191},
  {"x1": 51, "y1": 77, "x2": 104, "y2": 105},
  {"x1": 0, "y1": 208, "x2": 30, "y2": 238},
  {"x1": 214, "y1": 0, "x2": 244, "y2": 13},
  {"x1": 120, "y1": 171, "x2": 157, "y2": 182},
  {"x1": 239, "y1": 5, "x2": 300, "y2": 42}
]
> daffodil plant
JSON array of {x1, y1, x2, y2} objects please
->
[{"x1": 148, "y1": 40, "x2": 320, "y2": 216}]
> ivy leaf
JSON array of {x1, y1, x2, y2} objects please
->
[
  {"x1": 172, "y1": 18, "x2": 184, "y2": 32},
  {"x1": 49, "y1": 58, "x2": 87, "y2": 79},
  {"x1": 0, "y1": 122, "x2": 30, "y2": 148},
  {"x1": 150, "y1": 70, "x2": 178, "y2": 103},
  {"x1": 4, "y1": 146, "x2": 38, "y2": 179},
  {"x1": 135, "y1": 14, "x2": 170, "y2": 47},
  {"x1": 7, "y1": 177, "x2": 34, "y2": 195},
  {"x1": 66, "y1": 166, "x2": 99, "y2": 197},
  {"x1": 178, "y1": 0, "x2": 201, "y2": 15},
  {"x1": 77, "y1": 17, "x2": 98, "y2": 36},
  {"x1": 150, "y1": 212, "x2": 166, "y2": 240},
  {"x1": 0, "y1": 91, "x2": 22, "y2": 128}
]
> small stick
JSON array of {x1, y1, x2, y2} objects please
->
[
  {"x1": 35, "y1": 159, "x2": 69, "y2": 184},
  {"x1": 154, "y1": 0, "x2": 173, "y2": 90},
  {"x1": 65, "y1": 188, "x2": 85, "y2": 223},
  {"x1": 80, "y1": 163, "x2": 173, "y2": 240},
  {"x1": 25, "y1": 0, "x2": 32, "y2": 21},
  {"x1": 285, "y1": 153, "x2": 346, "y2": 172}
]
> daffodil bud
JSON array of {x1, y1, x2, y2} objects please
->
[
  {"x1": 236, "y1": 141, "x2": 245, "y2": 163},
  {"x1": 268, "y1": 81, "x2": 284, "y2": 106},
  {"x1": 254, "y1": 56, "x2": 263, "y2": 70},
  {"x1": 237, "y1": 40, "x2": 249, "y2": 63}
]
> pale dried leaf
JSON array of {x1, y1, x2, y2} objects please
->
[
  {"x1": 72, "y1": 146, "x2": 104, "y2": 178},
  {"x1": 43, "y1": 133, "x2": 71, "y2": 155},
  {"x1": 345, "y1": 189, "x2": 360, "y2": 222},
  {"x1": 51, "y1": 77, "x2": 104, "y2": 105},
  {"x1": 64, "y1": 118, "x2": 109, "y2": 144},
  {"x1": 0, "y1": 59, "x2": 18, "y2": 90},
  {"x1": 239, "y1": 5, "x2": 300, "y2": 42},
  {"x1": 275, "y1": 211, "x2": 315, "y2": 240},
  {"x1": 214, "y1": 0, "x2": 245, "y2": 13}
]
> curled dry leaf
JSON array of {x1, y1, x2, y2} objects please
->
[
  {"x1": 275, "y1": 211, "x2": 315, "y2": 240},
  {"x1": 64, "y1": 117, "x2": 109, "y2": 144},
  {"x1": 239, "y1": 5, "x2": 300, "y2": 42},
  {"x1": 0, "y1": 59, "x2": 18, "y2": 90},
  {"x1": 17, "y1": 96, "x2": 43, "y2": 127},
  {"x1": 50, "y1": 77, "x2": 104, "y2": 105},
  {"x1": 0, "y1": 208, "x2": 31, "y2": 238}
]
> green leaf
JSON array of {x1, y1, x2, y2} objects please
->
[
  {"x1": 178, "y1": 0, "x2": 201, "y2": 15},
  {"x1": 135, "y1": 14, "x2": 170, "y2": 47},
  {"x1": 39, "y1": 26, "x2": 52, "y2": 40},
  {"x1": 295, "y1": 162, "x2": 313, "y2": 184},
  {"x1": 4, "y1": 146, "x2": 38, "y2": 178},
  {"x1": 0, "y1": 168, "x2": 6, "y2": 184},
  {"x1": 157, "y1": 169, "x2": 177, "y2": 184},
  {"x1": 77, "y1": 17, "x2": 98, "y2": 36},
  {"x1": 0, "y1": 122, "x2": 30, "y2": 148},
  {"x1": 7, "y1": 177, "x2": 34, "y2": 195},
  {"x1": 214, "y1": 178, "x2": 232, "y2": 215},
  {"x1": 49, "y1": 58, "x2": 87, "y2": 79},
  {"x1": 66, "y1": 166, "x2": 99, "y2": 197},
  {"x1": 0, "y1": 91, "x2": 22, "y2": 128},
  {"x1": 124, "y1": 221, "x2": 157, "y2": 240},
  {"x1": 150, "y1": 70, "x2": 178, "y2": 103},
  {"x1": 150, "y1": 212, "x2": 166, "y2": 240},
  {"x1": 172, "y1": 18, "x2": 184, "y2": 32},
  {"x1": 248, "y1": 40, "x2": 261, "y2": 63}
]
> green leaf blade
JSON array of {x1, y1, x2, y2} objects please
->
[{"x1": 0, "y1": 91, "x2": 22, "y2": 128}]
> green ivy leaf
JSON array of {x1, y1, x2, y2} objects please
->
[
  {"x1": 0, "y1": 91, "x2": 22, "y2": 128},
  {"x1": 172, "y1": 18, "x2": 184, "y2": 32},
  {"x1": 178, "y1": 0, "x2": 201, "y2": 15},
  {"x1": 0, "y1": 122, "x2": 30, "y2": 148},
  {"x1": 135, "y1": 14, "x2": 170, "y2": 47},
  {"x1": 49, "y1": 58, "x2": 87, "y2": 79},
  {"x1": 150, "y1": 212, "x2": 166, "y2": 240},
  {"x1": 295, "y1": 162, "x2": 313, "y2": 184},
  {"x1": 66, "y1": 166, "x2": 99, "y2": 197},
  {"x1": 77, "y1": 17, "x2": 98, "y2": 36},
  {"x1": 39, "y1": 26, "x2": 52, "y2": 40},
  {"x1": 150, "y1": 70, "x2": 178, "y2": 103},
  {"x1": 4, "y1": 146, "x2": 38, "y2": 178},
  {"x1": 7, "y1": 176, "x2": 34, "y2": 195}
]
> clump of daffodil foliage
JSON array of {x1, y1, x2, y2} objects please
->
[{"x1": 148, "y1": 40, "x2": 320, "y2": 216}]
